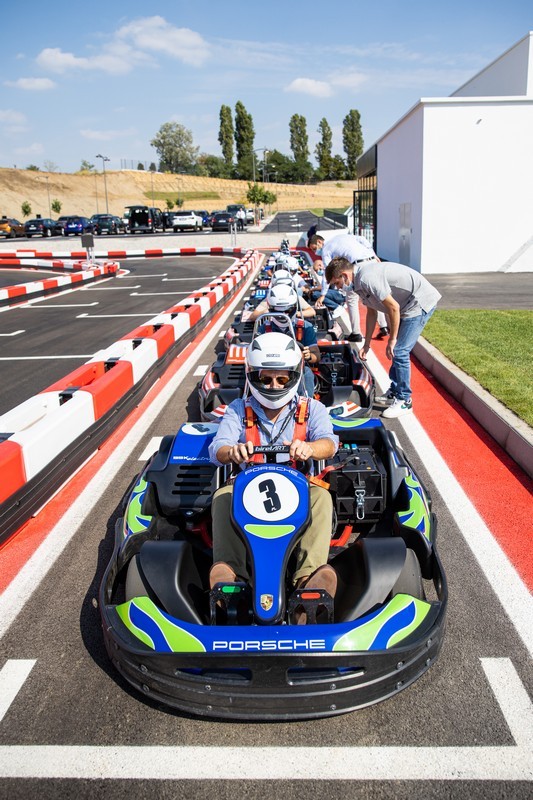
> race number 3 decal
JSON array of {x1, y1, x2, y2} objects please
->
[{"x1": 258, "y1": 479, "x2": 281, "y2": 514}]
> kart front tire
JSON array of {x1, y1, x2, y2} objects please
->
[
  {"x1": 125, "y1": 555, "x2": 149, "y2": 602},
  {"x1": 391, "y1": 548, "x2": 424, "y2": 600}
]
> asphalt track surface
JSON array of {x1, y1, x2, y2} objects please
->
[{"x1": 0, "y1": 246, "x2": 531, "y2": 798}]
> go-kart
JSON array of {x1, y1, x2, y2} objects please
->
[
  {"x1": 200, "y1": 314, "x2": 375, "y2": 422},
  {"x1": 99, "y1": 417, "x2": 447, "y2": 720}
]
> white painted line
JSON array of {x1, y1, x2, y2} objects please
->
[
  {"x1": 0, "y1": 355, "x2": 93, "y2": 360},
  {"x1": 0, "y1": 269, "x2": 257, "y2": 642},
  {"x1": 119, "y1": 274, "x2": 168, "y2": 278},
  {"x1": 0, "y1": 329, "x2": 25, "y2": 336},
  {"x1": 82, "y1": 285, "x2": 141, "y2": 290},
  {"x1": 0, "y1": 660, "x2": 36, "y2": 723},
  {"x1": 481, "y1": 658, "x2": 533, "y2": 748},
  {"x1": 218, "y1": 331, "x2": 225, "y2": 337},
  {"x1": 193, "y1": 364, "x2": 208, "y2": 376},
  {"x1": 138, "y1": 437, "x2": 163, "y2": 461},
  {"x1": 22, "y1": 302, "x2": 100, "y2": 308},
  {"x1": 366, "y1": 351, "x2": 533, "y2": 659},
  {"x1": 130, "y1": 291, "x2": 190, "y2": 296},
  {"x1": 76, "y1": 313, "x2": 170, "y2": 319},
  {"x1": 162, "y1": 276, "x2": 217, "y2": 282}
]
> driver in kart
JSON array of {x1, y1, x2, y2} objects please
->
[{"x1": 208, "y1": 331, "x2": 339, "y2": 607}]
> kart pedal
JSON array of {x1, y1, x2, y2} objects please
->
[
  {"x1": 288, "y1": 589, "x2": 334, "y2": 625},
  {"x1": 209, "y1": 582, "x2": 252, "y2": 625}
]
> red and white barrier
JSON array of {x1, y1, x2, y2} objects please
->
[
  {"x1": 0, "y1": 263, "x2": 119, "y2": 306},
  {"x1": 0, "y1": 247, "x2": 250, "y2": 261},
  {"x1": 0, "y1": 249, "x2": 263, "y2": 521}
]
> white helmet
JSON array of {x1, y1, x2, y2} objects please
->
[
  {"x1": 246, "y1": 332, "x2": 302, "y2": 409},
  {"x1": 286, "y1": 256, "x2": 300, "y2": 274},
  {"x1": 266, "y1": 282, "x2": 298, "y2": 315},
  {"x1": 270, "y1": 268, "x2": 291, "y2": 285}
]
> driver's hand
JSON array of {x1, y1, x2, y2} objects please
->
[
  {"x1": 228, "y1": 441, "x2": 254, "y2": 464},
  {"x1": 284, "y1": 438, "x2": 314, "y2": 461},
  {"x1": 302, "y1": 345, "x2": 312, "y2": 362}
]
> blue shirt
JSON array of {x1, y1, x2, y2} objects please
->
[{"x1": 208, "y1": 395, "x2": 339, "y2": 468}]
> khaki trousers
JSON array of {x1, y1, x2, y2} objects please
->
[{"x1": 212, "y1": 483, "x2": 333, "y2": 584}]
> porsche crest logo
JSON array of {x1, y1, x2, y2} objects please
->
[{"x1": 260, "y1": 594, "x2": 274, "y2": 611}]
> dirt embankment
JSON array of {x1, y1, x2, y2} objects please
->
[{"x1": 0, "y1": 168, "x2": 357, "y2": 219}]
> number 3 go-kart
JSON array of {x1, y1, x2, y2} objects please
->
[{"x1": 99, "y1": 418, "x2": 447, "y2": 720}]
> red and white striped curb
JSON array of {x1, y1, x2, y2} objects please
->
[
  {"x1": 0, "y1": 247, "x2": 251, "y2": 261},
  {"x1": 0, "y1": 251, "x2": 262, "y2": 510},
  {"x1": 0, "y1": 263, "x2": 119, "y2": 305}
]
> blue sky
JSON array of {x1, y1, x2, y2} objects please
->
[{"x1": 1, "y1": 0, "x2": 531, "y2": 172}]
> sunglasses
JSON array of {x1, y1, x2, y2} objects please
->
[{"x1": 258, "y1": 374, "x2": 291, "y2": 387}]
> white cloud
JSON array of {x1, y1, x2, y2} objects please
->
[
  {"x1": 14, "y1": 142, "x2": 44, "y2": 156},
  {"x1": 36, "y1": 48, "x2": 91, "y2": 73},
  {"x1": 0, "y1": 110, "x2": 27, "y2": 125},
  {"x1": 285, "y1": 78, "x2": 333, "y2": 97},
  {"x1": 331, "y1": 71, "x2": 368, "y2": 91},
  {"x1": 116, "y1": 16, "x2": 210, "y2": 67},
  {"x1": 80, "y1": 127, "x2": 137, "y2": 141},
  {"x1": 5, "y1": 77, "x2": 56, "y2": 90},
  {"x1": 36, "y1": 45, "x2": 149, "y2": 76}
]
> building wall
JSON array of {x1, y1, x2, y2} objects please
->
[
  {"x1": 421, "y1": 100, "x2": 533, "y2": 273},
  {"x1": 452, "y1": 33, "x2": 532, "y2": 98},
  {"x1": 376, "y1": 107, "x2": 424, "y2": 269}
]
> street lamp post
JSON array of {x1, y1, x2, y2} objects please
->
[
  {"x1": 44, "y1": 175, "x2": 51, "y2": 218},
  {"x1": 252, "y1": 147, "x2": 269, "y2": 223},
  {"x1": 95, "y1": 154, "x2": 110, "y2": 213}
]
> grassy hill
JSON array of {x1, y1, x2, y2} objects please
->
[{"x1": 0, "y1": 168, "x2": 357, "y2": 219}]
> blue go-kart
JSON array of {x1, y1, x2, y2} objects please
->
[{"x1": 99, "y1": 418, "x2": 447, "y2": 720}]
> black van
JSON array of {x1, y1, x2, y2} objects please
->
[{"x1": 127, "y1": 206, "x2": 165, "y2": 234}]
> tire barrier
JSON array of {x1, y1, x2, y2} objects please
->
[
  {"x1": 0, "y1": 262, "x2": 119, "y2": 307},
  {"x1": 0, "y1": 246, "x2": 249, "y2": 261},
  {"x1": 0, "y1": 249, "x2": 263, "y2": 544}
]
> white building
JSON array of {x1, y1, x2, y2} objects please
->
[{"x1": 356, "y1": 32, "x2": 533, "y2": 273}]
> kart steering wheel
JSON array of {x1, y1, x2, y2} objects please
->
[{"x1": 250, "y1": 444, "x2": 312, "y2": 474}]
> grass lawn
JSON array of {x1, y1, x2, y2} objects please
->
[{"x1": 423, "y1": 309, "x2": 533, "y2": 427}]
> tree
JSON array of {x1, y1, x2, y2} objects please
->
[
  {"x1": 196, "y1": 154, "x2": 230, "y2": 179},
  {"x1": 166, "y1": 198, "x2": 175, "y2": 210},
  {"x1": 21, "y1": 201, "x2": 32, "y2": 217},
  {"x1": 234, "y1": 101, "x2": 255, "y2": 179},
  {"x1": 137, "y1": 162, "x2": 145, "y2": 170},
  {"x1": 343, "y1": 109, "x2": 364, "y2": 179},
  {"x1": 51, "y1": 199, "x2": 62, "y2": 214},
  {"x1": 315, "y1": 118, "x2": 333, "y2": 179},
  {"x1": 43, "y1": 160, "x2": 59, "y2": 173},
  {"x1": 175, "y1": 196, "x2": 183, "y2": 208},
  {"x1": 330, "y1": 155, "x2": 347, "y2": 180},
  {"x1": 26, "y1": 164, "x2": 40, "y2": 171},
  {"x1": 262, "y1": 149, "x2": 295, "y2": 183},
  {"x1": 289, "y1": 114, "x2": 313, "y2": 183},
  {"x1": 218, "y1": 105, "x2": 234, "y2": 168},
  {"x1": 151, "y1": 122, "x2": 199, "y2": 173},
  {"x1": 80, "y1": 160, "x2": 95, "y2": 171},
  {"x1": 149, "y1": 162, "x2": 157, "y2": 172}
]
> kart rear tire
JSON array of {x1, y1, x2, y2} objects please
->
[
  {"x1": 391, "y1": 548, "x2": 425, "y2": 600},
  {"x1": 125, "y1": 555, "x2": 149, "y2": 601}
]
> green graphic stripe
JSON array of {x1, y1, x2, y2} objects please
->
[
  {"x1": 244, "y1": 524, "x2": 295, "y2": 539},
  {"x1": 124, "y1": 476, "x2": 152, "y2": 538},
  {"x1": 331, "y1": 418, "x2": 373, "y2": 428},
  {"x1": 333, "y1": 594, "x2": 431, "y2": 651},
  {"x1": 397, "y1": 473, "x2": 431, "y2": 540},
  {"x1": 117, "y1": 597, "x2": 206, "y2": 652}
]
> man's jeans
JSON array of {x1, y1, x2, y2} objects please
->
[{"x1": 389, "y1": 307, "x2": 436, "y2": 401}]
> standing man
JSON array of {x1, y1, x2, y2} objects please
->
[
  {"x1": 320, "y1": 233, "x2": 390, "y2": 341},
  {"x1": 236, "y1": 207, "x2": 246, "y2": 231},
  {"x1": 325, "y1": 257, "x2": 441, "y2": 419}
]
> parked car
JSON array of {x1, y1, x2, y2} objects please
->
[
  {"x1": 195, "y1": 210, "x2": 211, "y2": 227},
  {"x1": 246, "y1": 208, "x2": 255, "y2": 224},
  {"x1": 161, "y1": 211, "x2": 176, "y2": 229},
  {"x1": 208, "y1": 210, "x2": 223, "y2": 227},
  {"x1": 171, "y1": 210, "x2": 203, "y2": 232},
  {"x1": 226, "y1": 203, "x2": 246, "y2": 216},
  {"x1": 63, "y1": 216, "x2": 95, "y2": 236},
  {"x1": 92, "y1": 214, "x2": 126, "y2": 235},
  {"x1": 24, "y1": 217, "x2": 64, "y2": 238},
  {"x1": 211, "y1": 211, "x2": 236, "y2": 231},
  {"x1": 127, "y1": 206, "x2": 165, "y2": 234},
  {"x1": 0, "y1": 217, "x2": 25, "y2": 238}
]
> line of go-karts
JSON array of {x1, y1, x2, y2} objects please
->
[{"x1": 99, "y1": 241, "x2": 447, "y2": 721}]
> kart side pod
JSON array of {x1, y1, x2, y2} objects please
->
[{"x1": 230, "y1": 464, "x2": 311, "y2": 624}]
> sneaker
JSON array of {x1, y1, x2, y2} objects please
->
[
  {"x1": 347, "y1": 332, "x2": 363, "y2": 343},
  {"x1": 375, "y1": 326, "x2": 389, "y2": 340},
  {"x1": 374, "y1": 391, "x2": 396, "y2": 407},
  {"x1": 382, "y1": 398, "x2": 413, "y2": 418}
]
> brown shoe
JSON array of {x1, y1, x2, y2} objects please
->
[
  {"x1": 209, "y1": 561, "x2": 237, "y2": 590},
  {"x1": 294, "y1": 564, "x2": 337, "y2": 624}
]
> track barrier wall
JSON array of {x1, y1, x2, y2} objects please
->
[{"x1": 0, "y1": 249, "x2": 262, "y2": 544}]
